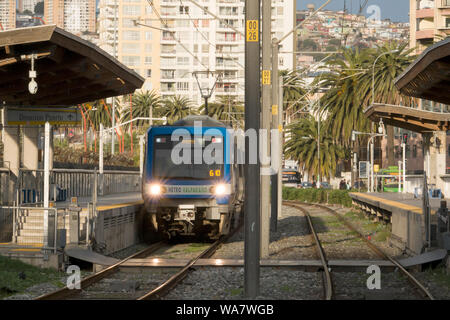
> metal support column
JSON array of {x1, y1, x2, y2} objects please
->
[
  {"x1": 370, "y1": 141, "x2": 374, "y2": 192},
  {"x1": 139, "y1": 135, "x2": 145, "y2": 177},
  {"x1": 244, "y1": 0, "x2": 261, "y2": 298},
  {"x1": 44, "y1": 121, "x2": 50, "y2": 247},
  {"x1": 402, "y1": 142, "x2": 406, "y2": 193},
  {"x1": 99, "y1": 123, "x2": 104, "y2": 196},
  {"x1": 260, "y1": 0, "x2": 271, "y2": 259}
]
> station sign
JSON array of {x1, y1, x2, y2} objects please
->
[
  {"x1": 6, "y1": 107, "x2": 82, "y2": 126},
  {"x1": 359, "y1": 161, "x2": 369, "y2": 178}
]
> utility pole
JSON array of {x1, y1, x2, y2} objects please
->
[
  {"x1": 269, "y1": 0, "x2": 332, "y2": 230},
  {"x1": 317, "y1": 98, "x2": 320, "y2": 187},
  {"x1": 270, "y1": 38, "x2": 279, "y2": 232},
  {"x1": 244, "y1": 0, "x2": 261, "y2": 298},
  {"x1": 112, "y1": 0, "x2": 118, "y2": 155},
  {"x1": 260, "y1": 0, "x2": 271, "y2": 258},
  {"x1": 277, "y1": 75, "x2": 283, "y2": 222}
]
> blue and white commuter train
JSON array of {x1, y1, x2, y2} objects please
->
[{"x1": 142, "y1": 115, "x2": 244, "y2": 239}]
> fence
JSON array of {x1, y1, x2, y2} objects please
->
[
  {"x1": 0, "y1": 168, "x2": 13, "y2": 205},
  {"x1": 18, "y1": 169, "x2": 140, "y2": 204},
  {"x1": 0, "y1": 203, "x2": 98, "y2": 253},
  {"x1": 0, "y1": 206, "x2": 63, "y2": 253}
]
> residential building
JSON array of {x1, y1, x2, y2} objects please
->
[
  {"x1": 98, "y1": 0, "x2": 161, "y2": 92},
  {"x1": 156, "y1": 0, "x2": 294, "y2": 105},
  {"x1": 44, "y1": 0, "x2": 96, "y2": 34},
  {"x1": 23, "y1": 0, "x2": 42, "y2": 13},
  {"x1": 98, "y1": 0, "x2": 294, "y2": 105},
  {"x1": 0, "y1": 0, "x2": 16, "y2": 30},
  {"x1": 409, "y1": 0, "x2": 450, "y2": 54}
]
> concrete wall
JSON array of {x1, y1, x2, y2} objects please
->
[
  {"x1": 94, "y1": 204, "x2": 143, "y2": 255},
  {"x1": 351, "y1": 194, "x2": 427, "y2": 255},
  {"x1": 390, "y1": 208, "x2": 425, "y2": 254},
  {"x1": 405, "y1": 175, "x2": 424, "y2": 194}
]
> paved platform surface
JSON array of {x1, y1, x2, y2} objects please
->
[
  {"x1": 55, "y1": 192, "x2": 143, "y2": 212},
  {"x1": 350, "y1": 192, "x2": 449, "y2": 214}
]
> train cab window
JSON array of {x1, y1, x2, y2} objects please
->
[{"x1": 152, "y1": 135, "x2": 224, "y2": 180}]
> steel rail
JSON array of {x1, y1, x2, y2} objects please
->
[
  {"x1": 138, "y1": 223, "x2": 243, "y2": 300},
  {"x1": 283, "y1": 202, "x2": 333, "y2": 300},
  {"x1": 35, "y1": 241, "x2": 166, "y2": 300},
  {"x1": 290, "y1": 201, "x2": 435, "y2": 300}
]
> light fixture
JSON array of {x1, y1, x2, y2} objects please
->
[
  {"x1": 28, "y1": 54, "x2": 37, "y2": 94},
  {"x1": 378, "y1": 118, "x2": 385, "y2": 135},
  {"x1": 214, "y1": 184, "x2": 226, "y2": 196},
  {"x1": 149, "y1": 184, "x2": 162, "y2": 196}
]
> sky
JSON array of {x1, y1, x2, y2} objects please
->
[{"x1": 297, "y1": 0, "x2": 410, "y2": 23}]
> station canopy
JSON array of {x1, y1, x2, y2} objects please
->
[
  {"x1": 365, "y1": 39, "x2": 450, "y2": 134},
  {"x1": 0, "y1": 25, "x2": 144, "y2": 107},
  {"x1": 364, "y1": 103, "x2": 450, "y2": 134},
  {"x1": 395, "y1": 38, "x2": 450, "y2": 105}
]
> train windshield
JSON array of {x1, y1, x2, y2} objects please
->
[{"x1": 152, "y1": 135, "x2": 224, "y2": 180}]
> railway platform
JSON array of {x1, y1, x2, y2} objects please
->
[
  {"x1": 0, "y1": 192, "x2": 144, "y2": 269},
  {"x1": 350, "y1": 192, "x2": 450, "y2": 255}
]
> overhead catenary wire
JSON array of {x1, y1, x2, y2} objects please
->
[
  {"x1": 178, "y1": 0, "x2": 244, "y2": 70},
  {"x1": 138, "y1": 4, "x2": 208, "y2": 69}
]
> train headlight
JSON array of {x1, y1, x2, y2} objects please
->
[
  {"x1": 214, "y1": 184, "x2": 226, "y2": 196},
  {"x1": 149, "y1": 184, "x2": 162, "y2": 196}
]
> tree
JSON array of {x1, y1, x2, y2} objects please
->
[
  {"x1": 316, "y1": 42, "x2": 416, "y2": 163},
  {"x1": 358, "y1": 43, "x2": 417, "y2": 165},
  {"x1": 300, "y1": 39, "x2": 318, "y2": 51},
  {"x1": 280, "y1": 69, "x2": 308, "y2": 124},
  {"x1": 84, "y1": 100, "x2": 117, "y2": 130},
  {"x1": 34, "y1": 2, "x2": 44, "y2": 15},
  {"x1": 316, "y1": 47, "x2": 374, "y2": 147},
  {"x1": 120, "y1": 90, "x2": 162, "y2": 130},
  {"x1": 159, "y1": 96, "x2": 196, "y2": 123},
  {"x1": 284, "y1": 116, "x2": 345, "y2": 180},
  {"x1": 328, "y1": 38, "x2": 341, "y2": 47},
  {"x1": 199, "y1": 96, "x2": 244, "y2": 127},
  {"x1": 23, "y1": 9, "x2": 33, "y2": 15}
]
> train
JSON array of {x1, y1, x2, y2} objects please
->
[{"x1": 142, "y1": 115, "x2": 244, "y2": 240}]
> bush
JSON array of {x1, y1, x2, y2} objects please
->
[{"x1": 282, "y1": 187, "x2": 353, "y2": 207}]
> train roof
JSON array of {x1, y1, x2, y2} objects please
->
[{"x1": 171, "y1": 115, "x2": 229, "y2": 128}]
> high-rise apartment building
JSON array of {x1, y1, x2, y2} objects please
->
[
  {"x1": 0, "y1": 0, "x2": 16, "y2": 30},
  {"x1": 98, "y1": 0, "x2": 294, "y2": 104},
  {"x1": 98, "y1": 0, "x2": 161, "y2": 92},
  {"x1": 410, "y1": 0, "x2": 450, "y2": 53},
  {"x1": 44, "y1": 0, "x2": 96, "y2": 34},
  {"x1": 157, "y1": 0, "x2": 293, "y2": 105},
  {"x1": 23, "y1": 0, "x2": 42, "y2": 13}
]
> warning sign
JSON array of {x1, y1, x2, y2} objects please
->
[
  {"x1": 262, "y1": 70, "x2": 271, "y2": 85},
  {"x1": 246, "y1": 20, "x2": 258, "y2": 42}
]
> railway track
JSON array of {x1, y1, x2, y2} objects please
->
[
  {"x1": 36, "y1": 228, "x2": 238, "y2": 300},
  {"x1": 283, "y1": 200, "x2": 435, "y2": 300},
  {"x1": 283, "y1": 201, "x2": 333, "y2": 299}
]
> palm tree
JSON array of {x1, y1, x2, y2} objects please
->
[
  {"x1": 84, "y1": 100, "x2": 116, "y2": 130},
  {"x1": 280, "y1": 69, "x2": 308, "y2": 124},
  {"x1": 316, "y1": 43, "x2": 416, "y2": 163},
  {"x1": 120, "y1": 90, "x2": 162, "y2": 130},
  {"x1": 359, "y1": 43, "x2": 417, "y2": 165},
  {"x1": 199, "y1": 96, "x2": 244, "y2": 127},
  {"x1": 159, "y1": 96, "x2": 196, "y2": 123},
  {"x1": 284, "y1": 116, "x2": 345, "y2": 180},
  {"x1": 315, "y1": 47, "x2": 373, "y2": 148}
]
